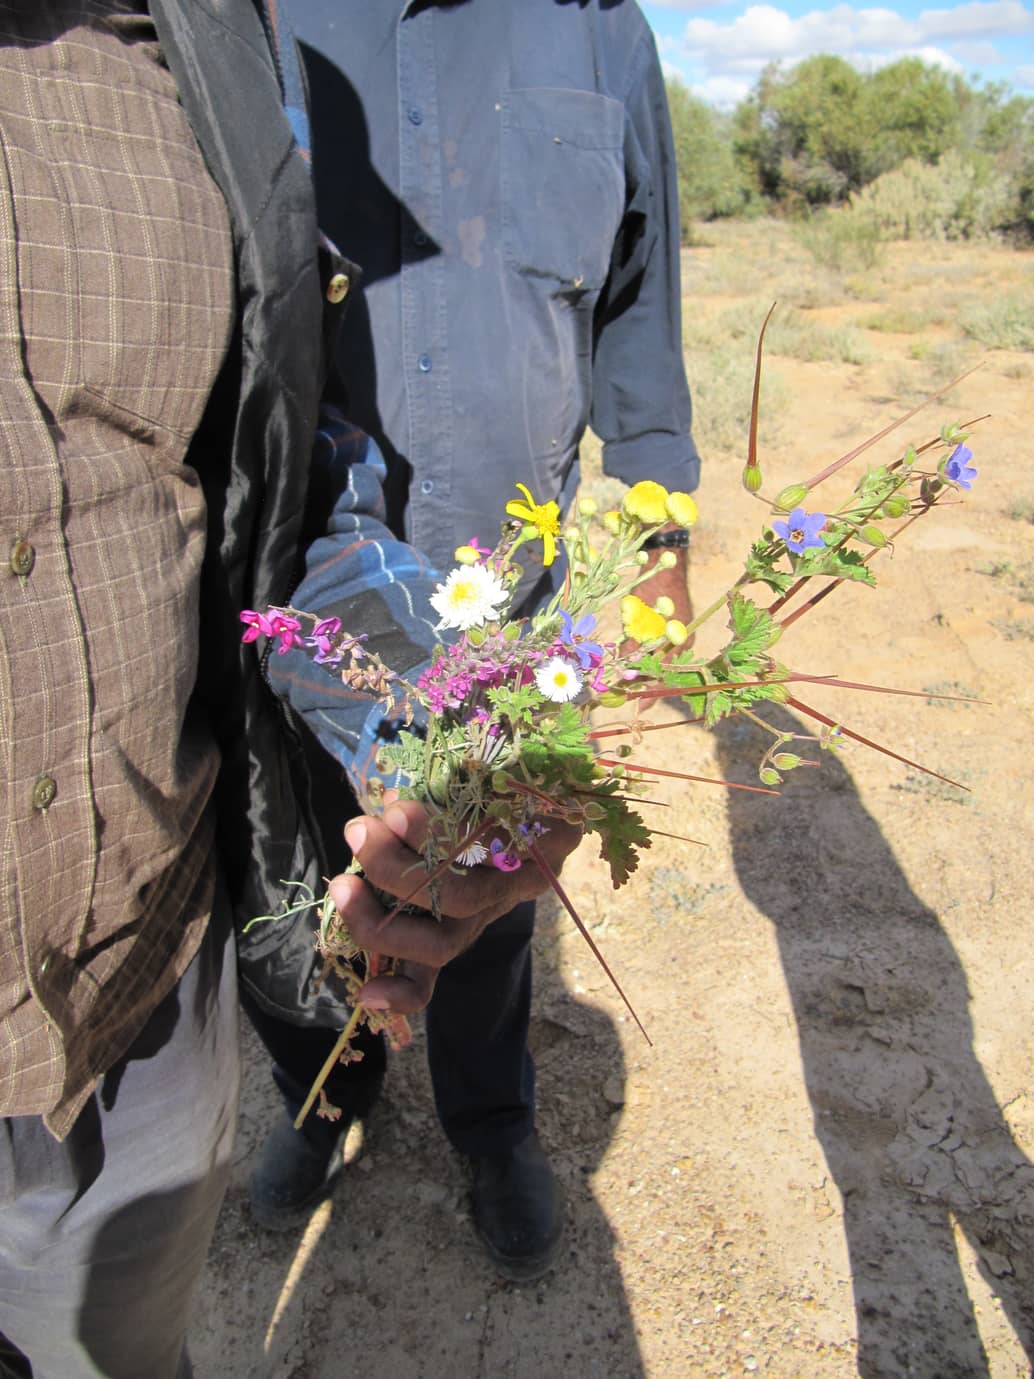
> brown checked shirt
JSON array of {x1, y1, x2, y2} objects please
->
[{"x1": 0, "y1": 0, "x2": 235, "y2": 1136}]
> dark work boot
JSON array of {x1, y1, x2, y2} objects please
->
[
  {"x1": 469, "y1": 1130, "x2": 564, "y2": 1282},
  {"x1": 249, "y1": 1072, "x2": 383, "y2": 1231}
]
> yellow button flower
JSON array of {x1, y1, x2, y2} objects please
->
[
  {"x1": 665, "y1": 491, "x2": 699, "y2": 527},
  {"x1": 621, "y1": 594, "x2": 667, "y2": 644},
  {"x1": 622, "y1": 480, "x2": 670, "y2": 526},
  {"x1": 505, "y1": 483, "x2": 561, "y2": 566}
]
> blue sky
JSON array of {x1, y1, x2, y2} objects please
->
[{"x1": 641, "y1": 0, "x2": 1034, "y2": 105}]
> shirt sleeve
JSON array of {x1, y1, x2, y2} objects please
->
[
  {"x1": 590, "y1": 28, "x2": 701, "y2": 497},
  {"x1": 266, "y1": 409, "x2": 440, "y2": 798}
]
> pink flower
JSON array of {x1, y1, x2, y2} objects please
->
[
  {"x1": 489, "y1": 838, "x2": 522, "y2": 872},
  {"x1": 240, "y1": 609, "x2": 273, "y2": 644},
  {"x1": 270, "y1": 614, "x2": 302, "y2": 654}
]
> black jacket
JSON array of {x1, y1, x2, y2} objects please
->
[{"x1": 151, "y1": 0, "x2": 351, "y2": 1023}]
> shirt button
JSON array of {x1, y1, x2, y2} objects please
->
[
  {"x1": 420, "y1": 479, "x2": 434, "y2": 496},
  {"x1": 325, "y1": 272, "x2": 350, "y2": 305},
  {"x1": 407, "y1": 106, "x2": 424, "y2": 126},
  {"x1": 32, "y1": 775, "x2": 57, "y2": 811},
  {"x1": 413, "y1": 230, "x2": 429, "y2": 248},
  {"x1": 417, "y1": 353, "x2": 432, "y2": 373},
  {"x1": 10, "y1": 540, "x2": 35, "y2": 577}
]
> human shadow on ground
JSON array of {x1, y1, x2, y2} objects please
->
[{"x1": 714, "y1": 708, "x2": 1034, "y2": 1378}]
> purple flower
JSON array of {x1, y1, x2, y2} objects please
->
[
  {"x1": 772, "y1": 507, "x2": 827, "y2": 555},
  {"x1": 309, "y1": 616, "x2": 343, "y2": 664},
  {"x1": 558, "y1": 609, "x2": 604, "y2": 669},
  {"x1": 943, "y1": 443, "x2": 977, "y2": 490},
  {"x1": 239, "y1": 609, "x2": 273, "y2": 644},
  {"x1": 489, "y1": 838, "x2": 522, "y2": 872}
]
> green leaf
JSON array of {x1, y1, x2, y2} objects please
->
[
  {"x1": 795, "y1": 547, "x2": 877, "y2": 585},
  {"x1": 586, "y1": 796, "x2": 653, "y2": 889},
  {"x1": 745, "y1": 540, "x2": 794, "y2": 593},
  {"x1": 727, "y1": 594, "x2": 782, "y2": 664}
]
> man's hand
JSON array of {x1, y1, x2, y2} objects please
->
[{"x1": 327, "y1": 800, "x2": 581, "y2": 1015}]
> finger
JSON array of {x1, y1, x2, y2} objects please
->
[
  {"x1": 359, "y1": 961, "x2": 437, "y2": 1015},
  {"x1": 342, "y1": 889, "x2": 492, "y2": 968},
  {"x1": 349, "y1": 808, "x2": 582, "y2": 919}
]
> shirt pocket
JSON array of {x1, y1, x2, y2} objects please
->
[
  {"x1": 60, "y1": 140, "x2": 233, "y2": 441},
  {"x1": 500, "y1": 88, "x2": 625, "y2": 291}
]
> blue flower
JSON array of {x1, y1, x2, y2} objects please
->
[
  {"x1": 558, "y1": 609, "x2": 604, "y2": 668},
  {"x1": 772, "y1": 507, "x2": 827, "y2": 555},
  {"x1": 943, "y1": 443, "x2": 977, "y2": 490}
]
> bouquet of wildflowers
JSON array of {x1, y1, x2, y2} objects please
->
[{"x1": 244, "y1": 313, "x2": 981, "y2": 1125}]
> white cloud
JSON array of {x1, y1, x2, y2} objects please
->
[
  {"x1": 918, "y1": 0, "x2": 1034, "y2": 39},
  {"x1": 695, "y1": 73, "x2": 758, "y2": 105},
  {"x1": 947, "y1": 38, "x2": 1007, "y2": 63},
  {"x1": 664, "y1": 1, "x2": 1029, "y2": 94}
]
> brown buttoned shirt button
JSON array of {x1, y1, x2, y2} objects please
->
[
  {"x1": 326, "y1": 272, "x2": 350, "y2": 305},
  {"x1": 32, "y1": 775, "x2": 57, "y2": 811},
  {"x1": 10, "y1": 540, "x2": 35, "y2": 576}
]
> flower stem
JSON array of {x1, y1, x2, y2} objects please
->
[{"x1": 293, "y1": 1002, "x2": 365, "y2": 1130}]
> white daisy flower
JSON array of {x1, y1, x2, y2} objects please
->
[
  {"x1": 429, "y1": 564, "x2": 508, "y2": 631},
  {"x1": 534, "y1": 656, "x2": 583, "y2": 703},
  {"x1": 455, "y1": 840, "x2": 489, "y2": 867}
]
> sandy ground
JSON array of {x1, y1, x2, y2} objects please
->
[{"x1": 192, "y1": 227, "x2": 1034, "y2": 1378}]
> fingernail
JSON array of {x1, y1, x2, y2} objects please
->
[
  {"x1": 344, "y1": 819, "x2": 367, "y2": 853},
  {"x1": 362, "y1": 997, "x2": 389, "y2": 1011},
  {"x1": 328, "y1": 876, "x2": 352, "y2": 911}
]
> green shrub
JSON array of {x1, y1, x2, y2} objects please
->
[
  {"x1": 667, "y1": 80, "x2": 759, "y2": 229},
  {"x1": 795, "y1": 208, "x2": 884, "y2": 271},
  {"x1": 959, "y1": 297, "x2": 1034, "y2": 350},
  {"x1": 849, "y1": 150, "x2": 1017, "y2": 240}
]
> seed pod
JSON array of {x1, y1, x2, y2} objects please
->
[
  {"x1": 882, "y1": 494, "x2": 909, "y2": 518},
  {"x1": 772, "y1": 752, "x2": 802, "y2": 770},
  {"x1": 859, "y1": 524, "x2": 888, "y2": 547},
  {"x1": 742, "y1": 464, "x2": 764, "y2": 494},
  {"x1": 596, "y1": 690, "x2": 627, "y2": 707},
  {"x1": 773, "y1": 483, "x2": 809, "y2": 512}
]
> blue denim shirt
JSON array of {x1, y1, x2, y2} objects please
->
[{"x1": 289, "y1": 0, "x2": 699, "y2": 600}]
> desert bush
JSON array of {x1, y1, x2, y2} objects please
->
[
  {"x1": 959, "y1": 297, "x2": 1034, "y2": 350},
  {"x1": 862, "y1": 306, "x2": 945, "y2": 334},
  {"x1": 842, "y1": 151, "x2": 1016, "y2": 241},
  {"x1": 796, "y1": 207, "x2": 884, "y2": 271}
]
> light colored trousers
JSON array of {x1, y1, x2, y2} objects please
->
[{"x1": 0, "y1": 896, "x2": 239, "y2": 1379}]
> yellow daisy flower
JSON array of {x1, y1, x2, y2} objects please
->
[
  {"x1": 622, "y1": 480, "x2": 670, "y2": 526},
  {"x1": 505, "y1": 483, "x2": 561, "y2": 566},
  {"x1": 621, "y1": 594, "x2": 667, "y2": 644},
  {"x1": 665, "y1": 491, "x2": 699, "y2": 527}
]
